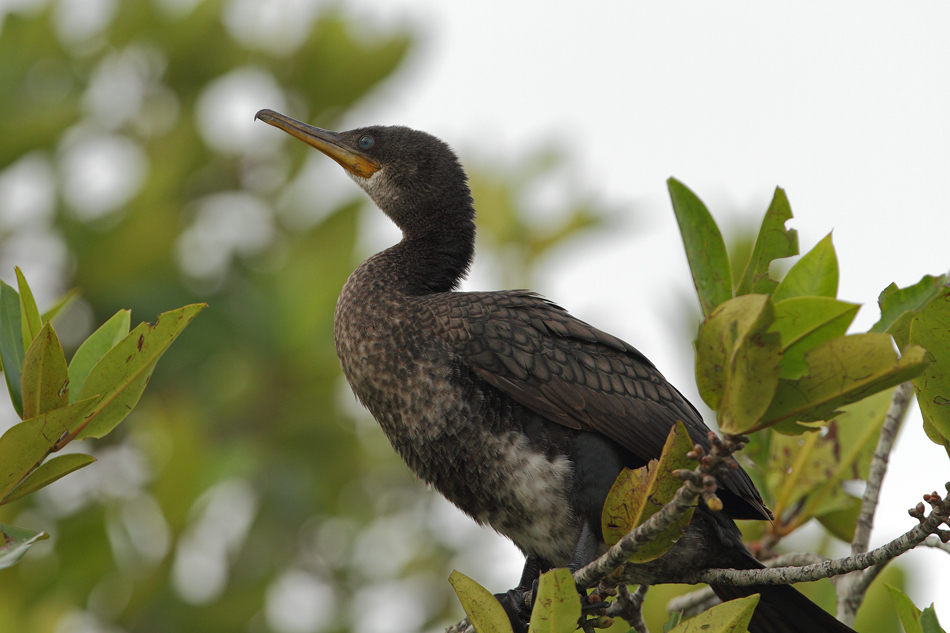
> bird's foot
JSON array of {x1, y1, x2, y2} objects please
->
[
  {"x1": 495, "y1": 584, "x2": 535, "y2": 633},
  {"x1": 496, "y1": 579, "x2": 613, "y2": 633}
]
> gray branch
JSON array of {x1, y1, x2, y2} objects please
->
[
  {"x1": 573, "y1": 472, "x2": 704, "y2": 589},
  {"x1": 836, "y1": 381, "x2": 914, "y2": 624},
  {"x1": 665, "y1": 552, "x2": 829, "y2": 616},
  {"x1": 919, "y1": 534, "x2": 950, "y2": 555},
  {"x1": 691, "y1": 490, "x2": 950, "y2": 586}
]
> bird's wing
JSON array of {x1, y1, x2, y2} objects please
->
[{"x1": 424, "y1": 289, "x2": 769, "y2": 520}]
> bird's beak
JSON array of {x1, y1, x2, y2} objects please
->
[{"x1": 254, "y1": 109, "x2": 381, "y2": 178}]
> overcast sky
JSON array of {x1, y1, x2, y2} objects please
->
[{"x1": 339, "y1": 1, "x2": 950, "y2": 612}]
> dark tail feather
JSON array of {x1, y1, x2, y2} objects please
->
[{"x1": 712, "y1": 583, "x2": 854, "y2": 633}]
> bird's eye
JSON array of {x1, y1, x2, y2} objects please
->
[{"x1": 359, "y1": 135, "x2": 374, "y2": 150}]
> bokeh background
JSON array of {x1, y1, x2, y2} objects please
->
[{"x1": 0, "y1": 1, "x2": 947, "y2": 632}]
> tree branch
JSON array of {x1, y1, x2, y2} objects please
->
[
  {"x1": 852, "y1": 381, "x2": 914, "y2": 555},
  {"x1": 692, "y1": 486, "x2": 950, "y2": 586},
  {"x1": 606, "y1": 584, "x2": 649, "y2": 633},
  {"x1": 835, "y1": 380, "x2": 914, "y2": 624},
  {"x1": 920, "y1": 534, "x2": 950, "y2": 556},
  {"x1": 665, "y1": 552, "x2": 830, "y2": 616},
  {"x1": 573, "y1": 432, "x2": 746, "y2": 590},
  {"x1": 574, "y1": 473, "x2": 704, "y2": 589}
]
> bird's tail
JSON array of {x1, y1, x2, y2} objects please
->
[{"x1": 711, "y1": 583, "x2": 854, "y2": 633}]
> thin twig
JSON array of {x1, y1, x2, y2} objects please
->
[
  {"x1": 665, "y1": 552, "x2": 830, "y2": 616},
  {"x1": 852, "y1": 381, "x2": 914, "y2": 556},
  {"x1": 665, "y1": 587, "x2": 717, "y2": 616},
  {"x1": 836, "y1": 381, "x2": 914, "y2": 624},
  {"x1": 606, "y1": 584, "x2": 650, "y2": 633},
  {"x1": 694, "y1": 488, "x2": 950, "y2": 586},
  {"x1": 575, "y1": 433, "x2": 745, "y2": 590},
  {"x1": 574, "y1": 474, "x2": 704, "y2": 589},
  {"x1": 920, "y1": 534, "x2": 950, "y2": 555}
]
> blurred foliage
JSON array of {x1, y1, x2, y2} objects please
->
[{"x1": 0, "y1": 2, "x2": 605, "y2": 633}]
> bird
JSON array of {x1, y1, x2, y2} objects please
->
[{"x1": 254, "y1": 108, "x2": 854, "y2": 633}]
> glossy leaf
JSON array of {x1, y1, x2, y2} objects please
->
[
  {"x1": 67, "y1": 309, "x2": 131, "y2": 404},
  {"x1": 0, "y1": 281, "x2": 25, "y2": 418},
  {"x1": 0, "y1": 523, "x2": 49, "y2": 570},
  {"x1": 668, "y1": 593, "x2": 760, "y2": 633},
  {"x1": 909, "y1": 288, "x2": 950, "y2": 448},
  {"x1": 16, "y1": 267, "x2": 43, "y2": 350},
  {"x1": 1, "y1": 452, "x2": 96, "y2": 505},
  {"x1": 871, "y1": 274, "x2": 947, "y2": 349},
  {"x1": 448, "y1": 571, "x2": 514, "y2": 633},
  {"x1": 770, "y1": 297, "x2": 860, "y2": 380},
  {"x1": 815, "y1": 494, "x2": 862, "y2": 542},
  {"x1": 769, "y1": 388, "x2": 891, "y2": 528},
  {"x1": 75, "y1": 304, "x2": 206, "y2": 440},
  {"x1": 695, "y1": 295, "x2": 782, "y2": 433},
  {"x1": 887, "y1": 584, "x2": 924, "y2": 633},
  {"x1": 0, "y1": 397, "x2": 100, "y2": 501},
  {"x1": 922, "y1": 606, "x2": 947, "y2": 633},
  {"x1": 602, "y1": 421, "x2": 695, "y2": 562},
  {"x1": 668, "y1": 178, "x2": 733, "y2": 318},
  {"x1": 528, "y1": 568, "x2": 580, "y2": 633},
  {"x1": 922, "y1": 416, "x2": 950, "y2": 459},
  {"x1": 760, "y1": 334, "x2": 928, "y2": 429},
  {"x1": 20, "y1": 322, "x2": 69, "y2": 418},
  {"x1": 735, "y1": 187, "x2": 798, "y2": 296},
  {"x1": 771, "y1": 233, "x2": 838, "y2": 302}
]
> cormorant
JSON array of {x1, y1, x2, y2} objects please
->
[{"x1": 255, "y1": 109, "x2": 853, "y2": 633}]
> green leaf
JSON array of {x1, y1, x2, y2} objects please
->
[
  {"x1": 664, "y1": 611, "x2": 684, "y2": 632},
  {"x1": 75, "y1": 304, "x2": 206, "y2": 440},
  {"x1": 815, "y1": 494, "x2": 862, "y2": 542},
  {"x1": 668, "y1": 593, "x2": 760, "y2": 633},
  {"x1": 769, "y1": 388, "x2": 892, "y2": 529},
  {"x1": 886, "y1": 584, "x2": 923, "y2": 633},
  {"x1": 67, "y1": 309, "x2": 131, "y2": 403},
  {"x1": 528, "y1": 568, "x2": 580, "y2": 633},
  {"x1": 772, "y1": 233, "x2": 838, "y2": 302},
  {"x1": 735, "y1": 187, "x2": 798, "y2": 296},
  {"x1": 0, "y1": 522, "x2": 49, "y2": 570},
  {"x1": 0, "y1": 281, "x2": 25, "y2": 418},
  {"x1": 921, "y1": 606, "x2": 946, "y2": 633},
  {"x1": 601, "y1": 421, "x2": 695, "y2": 562},
  {"x1": 1, "y1": 452, "x2": 96, "y2": 505},
  {"x1": 448, "y1": 570, "x2": 514, "y2": 633},
  {"x1": 770, "y1": 297, "x2": 860, "y2": 380},
  {"x1": 760, "y1": 334, "x2": 929, "y2": 429},
  {"x1": 20, "y1": 322, "x2": 69, "y2": 418},
  {"x1": 909, "y1": 288, "x2": 950, "y2": 448},
  {"x1": 16, "y1": 267, "x2": 43, "y2": 350},
  {"x1": 40, "y1": 288, "x2": 80, "y2": 324},
  {"x1": 922, "y1": 416, "x2": 950, "y2": 459},
  {"x1": 871, "y1": 274, "x2": 946, "y2": 349},
  {"x1": 668, "y1": 178, "x2": 733, "y2": 318},
  {"x1": 0, "y1": 397, "x2": 101, "y2": 501},
  {"x1": 695, "y1": 295, "x2": 782, "y2": 434}
]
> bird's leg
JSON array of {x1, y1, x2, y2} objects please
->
[
  {"x1": 497, "y1": 524, "x2": 605, "y2": 633},
  {"x1": 496, "y1": 556, "x2": 548, "y2": 633},
  {"x1": 567, "y1": 521, "x2": 599, "y2": 572},
  {"x1": 568, "y1": 522, "x2": 611, "y2": 614}
]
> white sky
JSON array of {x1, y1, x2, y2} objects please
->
[{"x1": 344, "y1": 0, "x2": 950, "y2": 615}]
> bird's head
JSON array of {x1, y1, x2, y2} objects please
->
[{"x1": 255, "y1": 109, "x2": 473, "y2": 238}]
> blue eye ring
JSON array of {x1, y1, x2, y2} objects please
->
[{"x1": 359, "y1": 135, "x2": 374, "y2": 150}]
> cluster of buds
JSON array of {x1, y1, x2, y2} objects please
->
[
  {"x1": 676, "y1": 432, "x2": 748, "y2": 512},
  {"x1": 908, "y1": 483, "x2": 950, "y2": 543}
]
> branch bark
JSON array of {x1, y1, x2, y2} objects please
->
[
  {"x1": 692, "y1": 489, "x2": 950, "y2": 586},
  {"x1": 835, "y1": 381, "x2": 914, "y2": 624}
]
